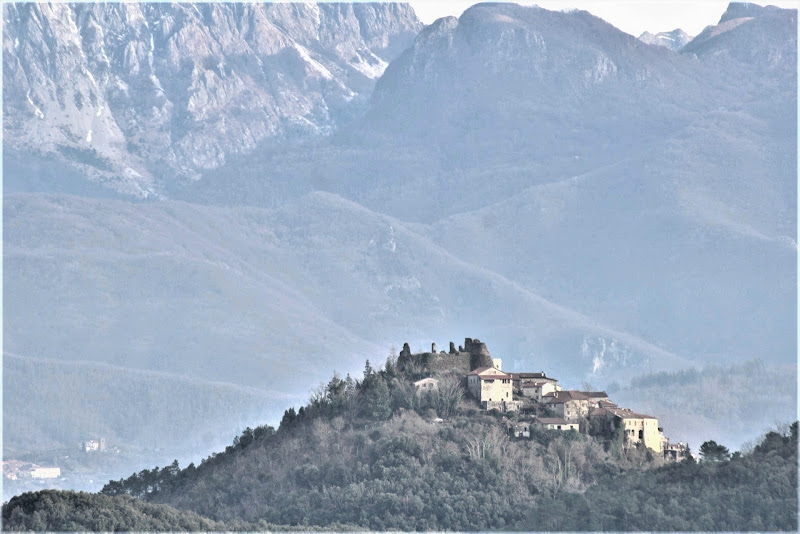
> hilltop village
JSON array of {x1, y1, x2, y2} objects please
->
[{"x1": 398, "y1": 337, "x2": 688, "y2": 461}]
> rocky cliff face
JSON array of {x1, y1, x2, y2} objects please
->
[{"x1": 2, "y1": 2, "x2": 421, "y2": 196}]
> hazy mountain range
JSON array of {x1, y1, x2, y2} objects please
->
[{"x1": 3, "y1": 1, "x2": 796, "y2": 492}]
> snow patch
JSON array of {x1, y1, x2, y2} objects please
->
[
  {"x1": 26, "y1": 91, "x2": 44, "y2": 119},
  {"x1": 293, "y1": 44, "x2": 333, "y2": 80},
  {"x1": 384, "y1": 276, "x2": 421, "y2": 293},
  {"x1": 86, "y1": 130, "x2": 92, "y2": 143},
  {"x1": 349, "y1": 50, "x2": 389, "y2": 79},
  {"x1": 384, "y1": 225, "x2": 397, "y2": 253},
  {"x1": 96, "y1": 105, "x2": 104, "y2": 117},
  {"x1": 82, "y1": 66, "x2": 98, "y2": 88}
]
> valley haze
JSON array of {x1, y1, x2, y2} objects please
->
[{"x1": 1, "y1": 0, "x2": 796, "y2": 501}]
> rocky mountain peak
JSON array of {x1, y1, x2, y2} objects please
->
[
  {"x1": 718, "y1": 1, "x2": 781, "y2": 23},
  {"x1": 2, "y1": 2, "x2": 421, "y2": 197},
  {"x1": 638, "y1": 29, "x2": 693, "y2": 51}
]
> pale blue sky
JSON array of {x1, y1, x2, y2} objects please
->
[{"x1": 407, "y1": 1, "x2": 797, "y2": 36}]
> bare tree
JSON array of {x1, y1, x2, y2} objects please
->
[{"x1": 430, "y1": 375, "x2": 464, "y2": 418}]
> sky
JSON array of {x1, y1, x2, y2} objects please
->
[{"x1": 406, "y1": 0, "x2": 798, "y2": 37}]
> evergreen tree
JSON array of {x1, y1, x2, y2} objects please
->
[{"x1": 699, "y1": 440, "x2": 730, "y2": 462}]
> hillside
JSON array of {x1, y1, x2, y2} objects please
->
[
  {"x1": 3, "y1": 356, "x2": 796, "y2": 531},
  {"x1": 2, "y1": 352, "x2": 288, "y2": 457},
  {"x1": 523, "y1": 424, "x2": 798, "y2": 531},
  {"x1": 99, "y1": 356, "x2": 676, "y2": 529},
  {"x1": 1, "y1": 490, "x2": 233, "y2": 531}
]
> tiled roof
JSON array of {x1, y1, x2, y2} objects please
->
[
  {"x1": 545, "y1": 390, "x2": 588, "y2": 403},
  {"x1": 510, "y1": 372, "x2": 558, "y2": 381},
  {"x1": 467, "y1": 367, "x2": 511, "y2": 379},
  {"x1": 598, "y1": 407, "x2": 657, "y2": 420},
  {"x1": 583, "y1": 391, "x2": 609, "y2": 398}
]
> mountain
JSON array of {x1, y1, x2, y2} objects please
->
[
  {"x1": 638, "y1": 29, "x2": 693, "y2": 51},
  {"x1": 185, "y1": 1, "x2": 795, "y2": 364},
  {"x1": 3, "y1": 352, "x2": 289, "y2": 459},
  {"x1": 3, "y1": 191, "x2": 694, "y2": 443},
  {"x1": 683, "y1": 0, "x2": 796, "y2": 84},
  {"x1": 3, "y1": 1, "x2": 796, "y2": 496},
  {"x1": 2, "y1": 2, "x2": 421, "y2": 196},
  {"x1": 609, "y1": 360, "x2": 798, "y2": 449}
]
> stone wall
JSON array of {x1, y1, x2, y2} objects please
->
[{"x1": 397, "y1": 337, "x2": 494, "y2": 374}]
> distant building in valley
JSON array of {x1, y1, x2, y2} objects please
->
[{"x1": 30, "y1": 466, "x2": 61, "y2": 479}]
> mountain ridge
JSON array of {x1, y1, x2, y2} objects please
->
[{"x1": 2, "y1": 2, "x2": 421, "y2": 196}]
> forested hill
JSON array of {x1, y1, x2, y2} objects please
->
[
  {"x1": 523, "y1": 425, "x2": 798, "y2": 531},
  {"x1": 3, "y1": 357, "x2": 797, "y2": 531}
]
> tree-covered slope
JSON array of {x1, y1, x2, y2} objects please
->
[
  {"x1": 1, "y1": 490, "x2": 230, "y2": 531},
  {"x1": 101, "y1": 359, "x2": 655, "y2": 530},
  {"x1": 523, "y1": 424, "x2": 798, "y2": 531},
  {"x1": 3, "y1": 357, "x2": 797, "y2": 531}
]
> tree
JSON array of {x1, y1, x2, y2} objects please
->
[
  {"x1": 363, "y1": 360, "x2": 374, "y2": 379},
  {"x1": 699, "y1": 440, "x2": 730, "y2": 462},
  {"x1": 429, "y1": 376, "x2": 464, "y2": 418},
  {"x1": 361, "y1": 374, "x2": 392, "y2": 421},
  {"x1": 280, "y1": 407, "x2": 297, "y2": 430}
]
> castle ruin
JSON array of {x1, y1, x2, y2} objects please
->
[{"x1": 397, "y1": 337, "x2": 494, "y2": 374}]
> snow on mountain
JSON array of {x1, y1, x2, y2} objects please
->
[{"x1": 638, "y1": 29, "x2": 693, "y2": 51}]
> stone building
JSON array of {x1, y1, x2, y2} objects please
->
[
  {"x1": 663, "y1": 441, "x2": 689, "y2": 461},
  {"x1": 590, "y1": 407, "x2": 663, "y2": 453},
  {"x1": 467, "y1": 367, "x2": 513, "y2": 405},
  {"x1": 509, "y1": 371, "x2": 558, "y2": 391},
  {"x1": 511, "y1": 421, "x2": 531, "y2": 438},
  {"x1": 413, "y1": 377, "x2": 439, "y2": 392},
  {"x1": 542, "y1": 390, "x2": 591, "y2": 421},
  {"x1": 520, "y1": 379, "x2": 562, "y2": 401}
]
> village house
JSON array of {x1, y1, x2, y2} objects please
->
[
  {"x1": 532, "y1": 417, "x2": 579, "y2": 432},
  {"x1": 509, "y1": 371, "x2": 558, "y2": 392},
  {"x1": 520, "y1": 379, "x2": 562, "y2": 401},
  {"x1": 583, "y1": 391, "x2": 610, "y2": 407},
  {"x1": 590, "y1": 407, "x2": 663, "y2": 453},
  {"x1": 467, "y1": 367, "x2": 514, "y2": 407},
  {"x1": 542, "y1": 390, "x2": 591, "y2": 421},
  {"x1": 659, "y1": 428, "x2": 689, "y2": 461},
  {"x1": 511, "y1": 421, "x2": 531, "y2": 438},
  {"x1": 413, "y1": 377, "x2": 439, "y2": 392}
]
